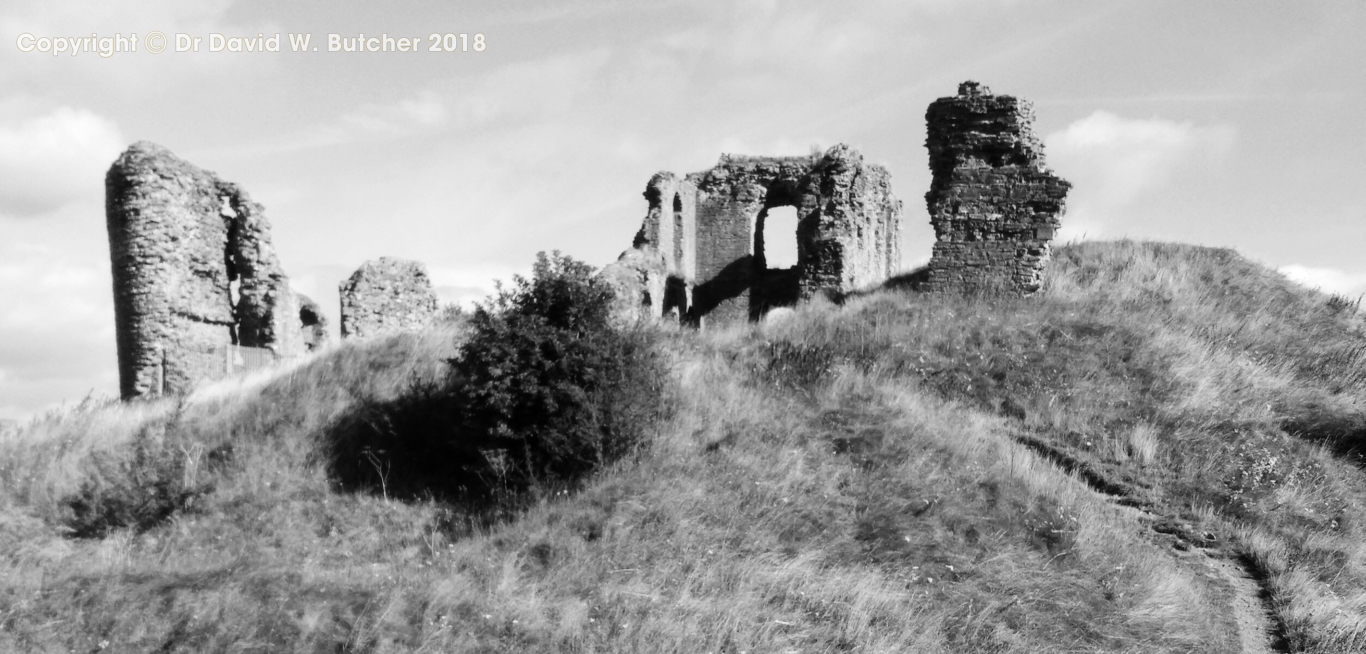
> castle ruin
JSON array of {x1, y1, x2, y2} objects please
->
[
  {"x1": 604, "y1": 144, "x2": 902, "y2": 324},
  {"x1": 105, "y1": 142, "x2": 310, "y2": 399},
  {"x1": 922, "y1": 82, "x2": 1071, "y2": 293},
  {"x1": 104, "y1": 82, "x2": 1068, "y2": 398},
  {"x1": 338, "y1": 257, "x2": 440, "y2": 339}
]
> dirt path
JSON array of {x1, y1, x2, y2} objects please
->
[
  {"x1": 1198, "y1": 553, "x2": 1287, "y2": 654},
  {"x1": 1012, "y1": 432, "x2": 1288, "y2": 653}
]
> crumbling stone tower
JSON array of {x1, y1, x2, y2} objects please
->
[
  {"x1": 338, "y1": 257, "x2": 440, "y2": 339},
  {"x1": 105, "y1": 141, "x2": 305, "y2": 399},
  {"x1": 923, "y1": 82, "x2": 1071, "y2": 293},
  {"x1": 605, "y1": 144, "x2": 902, "y2": 324}
]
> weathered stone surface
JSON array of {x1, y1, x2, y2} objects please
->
[
  {"x1": 599, "y1": 247, "x2": 668, "y2": 325},
  {"x1": 105, "y1": 141, "x2": 306, "y2": 399},
  {"x1": 923, "y1": 81, "x2": 1071, "y2": 294},
  {"x1": 605, "y1": 144, "x2": 902, "y2": 325},
  {"x1": 338, "y1": 257, "x2": 439, "y2": 339}
]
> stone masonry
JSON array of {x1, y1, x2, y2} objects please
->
[
  {"x1": 923, "y1": 82, "x2": 1071, "y2": 294},
  {"x1": 605, "y1": 144, "x2": 902, "y2": 324},
  {"x1": 338, "y1": 257, "x2": 439, "y2": 339},
  {"x1": 106, "y1": 141, "x2": 308, "y2": 399}
]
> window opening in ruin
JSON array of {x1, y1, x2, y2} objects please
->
[
  {"x1": 663, "y1": 276, "x2": 687, "y2": 321},
  {"x1": 756, "y1": 205, "x2": 799, "y2": 270},
  {"x1": 299, "y1": 305, "x2": 321, "y2": 328},
  {"x1": 221, "y1": 194, "x2": 244, "y2": 345},
  {"x1": 671, "y1": 193, "x2": 684, "y2": 265},
  {"x1": 299, "y1": 306, "x2": 322, "y2": 351}
]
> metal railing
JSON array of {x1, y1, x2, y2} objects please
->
[
  {"x1": 217, "y1": 343, "x2": 290, "y2": 375},
  {"x1": 155, "y1": 344, "x2": 301, "y2": 395}
]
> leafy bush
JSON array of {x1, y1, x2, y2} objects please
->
[
  {"x1": 327, "y1": 252, "x2": 670, "y2": 500},
  {"x1": 451, "y1": 251, "x2": 669, "y2": 489}
]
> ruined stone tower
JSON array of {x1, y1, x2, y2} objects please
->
[
  {"x1": 923, "y1": 82, "x2": 1071, "y2": 294},
  {"x1": 338, "y1": 257, "x2": 440, "y2": 339},
  {"x1": 604, "y1": 144, "x2": 902, "y2": 324},
  {"x1": 105, "y1": 141, "x2": 307, "y2": 399}
]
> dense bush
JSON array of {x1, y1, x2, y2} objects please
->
[
  {"x1": 329, "y1": 251, "x2": 670, "y2": 499},
  {"x1": 451, "y1": 251, "x2": 669, "y2": 489}
]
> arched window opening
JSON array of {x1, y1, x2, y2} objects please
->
[{"x1": 756, "y1": 205, "x2": 799, "y2": 270}]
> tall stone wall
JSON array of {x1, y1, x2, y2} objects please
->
[
  {"x1": 338, "y1": 257, "x2": 440, "y2": 339},
  {"x1": 606, "y1": 144, "x2": 902, "y2": 325},
  {"x1": 923, "y1": 82, "x2": 1071, "y2": 294},
  {"x1": 105, "y1": 141, "x2": 306, "y2": 399}
]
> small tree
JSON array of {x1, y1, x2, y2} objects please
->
[{"x1": 451, "y1": 251, "x2": 667, "y2": 489}]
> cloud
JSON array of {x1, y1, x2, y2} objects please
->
[
  {"x1": 428, "y1": 264, "x2": 531, "y2": 309},
  {"x1": 1279, "y1": 264, "x2": 1366, "y2": 299},
  {"x1": 209, "y1": 49, "x2": 614, "y2": 158},
  {"x1": 341, "y1": 90, "x2": 448, "y2": 135},
  {"x1": 0, "y1": 240, "x2": 117, "y2": 420},
  {"x1": 0, "y1": 107, "x2": 124, "y2": 217},
  {"x1": 1045, "y1": 111, "x2": 1235, "y2": 239}
]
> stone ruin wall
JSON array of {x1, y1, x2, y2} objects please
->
[
  {"x1": 104, "y1": 82, "x2": 1066, "y2": 400},
  {"x1": 605, "y1": 144, "x2": 902, "y2": 324},
  {"x1": 106, "y1": 141, "x2": 313, "y2": 399},
  {"x1": 338, "y1": 257, "x2": 440, "y2": 339},
  {"x1": 923, "y1": 82, "x2": 1071, "y2": 294}
]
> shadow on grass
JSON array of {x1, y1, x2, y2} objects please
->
[
  {"x1": 323, "y1": 376, "x2": 500, "y2": 505},
  {"x1": 1281, "y1": 412, "x2": 1366, "y2": 468}
]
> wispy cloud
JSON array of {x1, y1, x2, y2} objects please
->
[
  {"x1": 0, "y1": 240, "x2": 116, "y2": 420},
  {"x1": 1279, "y1": 264, "x2": 1366, "y2": 299},
  {"x1": 0, "y1": 107, "x2": 124, "y2": 217},
  {"x1": 203, "y1": 48, "x2": 614, "y2": 158},
  {"x1": 1046, "y1": 111, "x2": 1236, "y2": 239}
]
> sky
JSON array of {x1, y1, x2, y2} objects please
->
[{"x1": 1, "y1": 0, "x2": 1364, "y2": 421}]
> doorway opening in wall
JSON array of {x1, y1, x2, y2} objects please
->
[
  {"x1": 756, "y1": 205, "x2": 799, "y2": 270},
  {"x1": 750, "y1": 203, "x2": 802, "y2": 321}
]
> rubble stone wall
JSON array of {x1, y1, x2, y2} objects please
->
[
  {"x1": 105, "y1": 141, "x2": 306, "y2": 399},
  {"x1": 338, "y1": 257, "x2": 440, "y2": 339},
  {"x1": 923, "y1": 82, "x2": 1071, "y2": 294},
  {"x1": 607, "y1": 144, "x2": 902, "y2": 325}
]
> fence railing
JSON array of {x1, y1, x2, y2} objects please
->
[
  {"x1": 156, "y1": 344, "x2": 301, "y2": 395},
  {"x1": 216, "y1": 343, "x2": 293, "y2": 375}
]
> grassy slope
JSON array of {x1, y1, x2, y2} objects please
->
[{"x1": 2, "y1": 240, "x2": 1365, "y2": 653}]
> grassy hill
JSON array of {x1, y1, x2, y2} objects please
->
[{"x1": 2, "y1": 240, "x2": 1365, "y2": 653}]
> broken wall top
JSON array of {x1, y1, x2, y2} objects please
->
[
  {"x1": 922, "y1": 81, "x2": 1071, "y2": 295},
  {"x1": 925, "y1": 81, "x2": 1048, "y2": 176}
]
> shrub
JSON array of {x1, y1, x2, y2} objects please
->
[
  {"x1": 327, "y1": 252, "x2": 670, "y2": 500},
  {"x1": 61, "y1": 416, "x2": 209, "y2": 538},
  {"x1": 451, "y1": 251, "x2": 669, "y2": 489}
]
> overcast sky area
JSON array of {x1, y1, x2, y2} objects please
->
[{"x1": 1, "y1": 0, "x2": 1364, "y2": 422}]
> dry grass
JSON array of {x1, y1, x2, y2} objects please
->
[{"x1": 2, "y1": 240, "x2": 1366, "y2": 652}]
